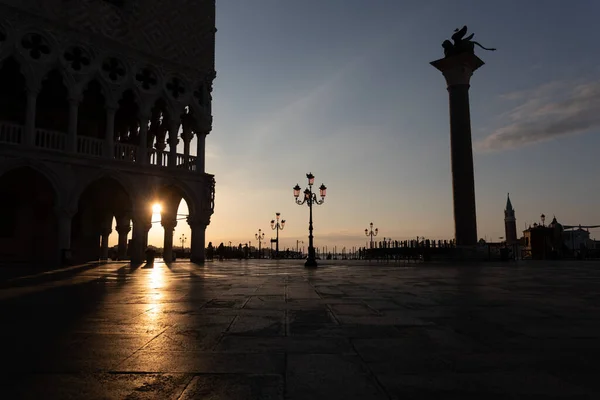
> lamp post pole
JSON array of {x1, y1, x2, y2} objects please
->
[
  {"x1": 270, "y1": 212, "x2": 286, "y2": 258},
  {"x1": 365, "y1": 222, "x2": 378, "y2": 249},
  {"x1": 179, "y1": 234, "x2": 187, "y2": 250},
  {"x1": 293, "y1": 172, "x2": 327, "y2": 268},
  {"x1": 255, "y1": 229, "x2": 265, "y2": 259}
]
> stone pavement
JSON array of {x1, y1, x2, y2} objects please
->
[{"x1": 0, "y1": 259, "x2": 599, "y2": 399}]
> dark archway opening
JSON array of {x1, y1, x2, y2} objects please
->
[
  {"x1": 0, "y1": 57, "x2": 26, "y2": 125},
  {"x1": 36, "y1": 69, "x2": 68, "y2": 133},
  {"x1": 71, "y1": 177, "x2": 132, "y2": 263},
  {"x1": 79, "y1": 80, "x2": 106, "y2": 139},
  {"x1": 148, "y1": 98, "x2": 169, "y2": 150},
  {"x1": 0, "y1": 167, "x2": 58, "y2": 264},
  {"x1": 114, "y1": 89, "x2": 140, "y2": 145}
]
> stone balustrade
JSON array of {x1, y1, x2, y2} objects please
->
[{"x1": 0, "y1": 120, "x2": 200, "y2": 172}]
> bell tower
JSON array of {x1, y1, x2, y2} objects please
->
[{"x1": 504, "y1": 193, "x2": 517, "y2": 245}]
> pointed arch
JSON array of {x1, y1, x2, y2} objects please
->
[
  {"x1": 36, "y1": 68, "x2": 69, "y2": 132},
  {"x1": 0, "y1": 166, "x2": 59, "y2": 263},
  {"x1": 71, "y1": 173, "x2": 136, "y2": 263},
  {"x1": 79, "y1": 79, "x2": 107, "y2": 139},
  {"x1": 0, "y1": 56, "x2": 27, "y2": 125}
]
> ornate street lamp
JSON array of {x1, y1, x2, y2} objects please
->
[
  {"x1": 541, "y1": 214, "x2": 546, "y2": 227},
  {"x1": 270, "y1": 212, "x2": 286, "y2": 258},
  {"x1": 255, "y1": 229, "x2": 265, "y2": 259},
  {"x1": 365, "y1": 222, "x2": 378, "y2": 249},
  {"x1": 179, "y1": 233, "x2": 187, "y2": 250},
  {"x1": 296, "y1": 240, "x2": 304, "y2": 258},
  {"x1": 293, "y1": 172, "x2": 327, "y2": 267}
]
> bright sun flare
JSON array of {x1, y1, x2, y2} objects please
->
[{"x1": 152, "y1": 203, "x2": 162, "y2": 213}]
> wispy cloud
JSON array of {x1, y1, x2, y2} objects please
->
[{"x1": 476, "y1": 80, "x2": 600, "y2": 151}]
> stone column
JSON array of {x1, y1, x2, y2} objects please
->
[
  {"x1": 162, "y1": 217, "x2": 177, "y2": 262},
  {"x1": 105, "y1": 106, "x2": 116, "y2": 159},
  {"x1": 182, "y1": 125, "x2": 193, "y2": 168},
  {"x1": 99, "y1": 215, "x2": 112, "y2": 260},
  {"x1": 137, "y1": 116, "x2": 149, "y2": 165},
  {"x1": 67, "y1": 97, "x2": 80, "y2": 153},
  {"x1": 431, "y1": 53, "x2": 483, "y2": 246},
  {"x1": 115, "y1": 215, "x2": 131, "y2": 260},
  {"x1": 131, "y1": 212, "x2": 152, "y2": 264},
  {"x1": 168, "y1": 121, "x2": 180, "y2": 168},
  {"x1": 188, "y1": 214, "x2": 209, "y2": 264},
  {"x1": 24, "y1": 88, "x2": 38, "y2": 147},
  {"x1": 55, "y1": 207, "x2": 74, "y2": 265},
  {"x1": 195, "y1": 132, "x2": 207, "y2": 173}
]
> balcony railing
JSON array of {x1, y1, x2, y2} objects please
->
[
  {"x1": 0, "y1": 122, "x2": 23, "y2": 145},
  {"x1": 35, "y1": 128, "x2": 66, "y2": 151},
  {"x1": 114, "y1": 142, "x2": 138, "y2": 162},
  {"x1": 148, "y1": 149, "x2": 169, "y2": 167},
  {"x1": 77, "y1": 136, "x2": 104, "y2": 157},
  {"x1": 1, "y1": 121, "x2": 201, "y2": 173}
]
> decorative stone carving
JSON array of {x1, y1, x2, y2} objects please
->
[
  {"x1": 20, "y1": 32, "x2": 52, "y2": 61},
  {"x1": 165, "y1": 76, "x2": 186, "y2": 100},
  {"x1": 63, "y1": 46, "x2": 93, "y2": 73},
  {"x1": 135, "y1": 66, "x2": 159, "y2": 91},
  {"x1": 101, "y1": 56, "x2": 126, "y2": 83}
]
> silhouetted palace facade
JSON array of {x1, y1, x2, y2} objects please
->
[{"x1": 0, "y1": 0, "x2": 216, "y2": 265}]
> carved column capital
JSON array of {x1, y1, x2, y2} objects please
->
[
  {"x1": 161, "y1": 218, "x2": 178, "y2": 231},
  {"x1": 187, "y1": 213, "x2": 211, "y2": 228},
  {"x1": 430, "y1": 52, "x2": 484, "y2": 87},
  {"x1": 115, "y1": 224, "x2": 132, "y2": 235}
]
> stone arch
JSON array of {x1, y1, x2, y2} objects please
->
[
  {"x1": 36, "y1": 68, "x2": 69, "y2": 133},
  {"x1": 0, "y1": 166, "x2": 59, "y2": 263},
  {"x1": 0, "y1": 159, "x2": 64, "y2": 202},
  {"x1": 0, "y1": 56, "x2": 27, "y2": 126},
  {"x1": 156, "y1": 179, "x2": 199, "y2": 218},
  {"x1": 71, "y1": 175, "x2": 135, "y2": 263},
  {"x1": 69, "y1": 170, "x2": 138, "y2": 212}
]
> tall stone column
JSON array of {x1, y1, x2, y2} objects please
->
[
  {"x1": 162, "y1": 217, "x2": 177, "y2": 262},
  {"x1": 195, "y1": 132, "x2": 207, "y2": 173},
  {"x1": 431, "y1": 52, "x2": 483, "y2": 246},
  {"x1": 67, "y1": 97, "x2": 80, "y2": 152},
  {"x1": 99, "y1": 214, "x2": 112, "y2": 260},
  {"x1": 188, "y1": 214, "x2": 210, "y2": 264},
  {"x1": 181, "y1": 122, "x2": 193, "y2": 168},
  {"x1": 168, "y1": 120, "x2": 180, "y2": 168},
  {"x1": 105, "y1": 106, "x2": 116, "y2": 159},
  {"x1": 55, "y1": 206, "x2": 74, "y2": 265},
  {"x1": 115, "y1": 215, "x2": 131, "y2": 260},
  {"x1": 24, "y1": 88, "x2": 38, "y2": 147},
  {"x1": 131, "y1": 212, "x2": 152, "y2": 264},
  {"x1": 137, "y1": 115, "x2": 149, "y2": 165}
]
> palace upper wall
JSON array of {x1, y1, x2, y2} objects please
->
[{"x1": 0, "y1": 0, "x2": 215, "y2": 75}]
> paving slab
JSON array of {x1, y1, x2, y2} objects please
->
[{"x1": 0, "y1": 259, "x2": 599, "y2": 398}]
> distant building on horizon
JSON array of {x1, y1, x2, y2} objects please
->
[{"x1": 504, "y1": 194, "x2": 518, "y2": 245}]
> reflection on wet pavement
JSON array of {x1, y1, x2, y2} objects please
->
[{"x1": 0, "y1": 259, "x2": 599, "y2": 399}]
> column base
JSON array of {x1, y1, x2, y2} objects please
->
[
  {"x1": 304, "y1": 258, "x2": 318, "y2": 268},
  {"x1": 190, "y1": 256, "x2": 205, "y2": 264}
]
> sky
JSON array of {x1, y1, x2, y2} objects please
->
[{"x1": 131, "y1": 0, "x2": 600, "y2": 251}]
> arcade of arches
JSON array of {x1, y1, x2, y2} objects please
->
[
  {"x1": 0, "y1": 166, "x2": 211, "y2": 266},
  {"x1": 0, "y1": 56, "x2": 209, "y2": 172}
]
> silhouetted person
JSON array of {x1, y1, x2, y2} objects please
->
[
  {"x1": 207, "y1": 242, "x2": 214, "y2": 261},
  {"x1": 217, "y1": 242, "x2": 224, "y2": 261},
  {"x1": 145, "y1": 247, "x2": 156, "y2": 266}
]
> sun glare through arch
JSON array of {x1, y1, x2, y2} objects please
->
[{"x1": 152, "y1": 203, "x2": 162, "y2": 214}]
